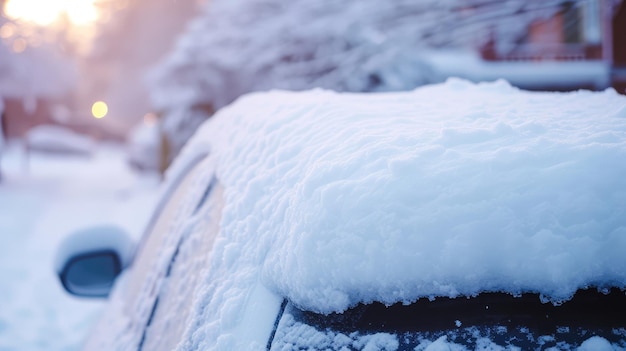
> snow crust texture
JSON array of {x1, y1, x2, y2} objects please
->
[{"x1": 177, "y1": 79, "x2": 626, "y2": 316}]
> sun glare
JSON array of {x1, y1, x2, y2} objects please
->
[{"x1": 4, "y1": 0, "x2": 100, "y2": 26}]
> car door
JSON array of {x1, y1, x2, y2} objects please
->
[
  {"x1": 137, "y1": 173, "x2": 223, "y2": 351},
  {"x1": 138, "y1": 172, "x2": 285, "y2": 351},
  {"x1": 84, "y1": 152, "x2": 284, "y2": 351}
]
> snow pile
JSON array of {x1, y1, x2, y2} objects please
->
[{"x1": 177, "y1": 79, "x2": 626, "y2": 319}]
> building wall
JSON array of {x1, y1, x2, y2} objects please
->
[
  {"x1": 613, "y1": 2, "x2": 626, "y2": 66},
  {"x1": 528, "y1": 14, "x2": 565, "y2": 44},
  {"x1": 2, "y1": 98, "x2": 53, "y2": 138}
]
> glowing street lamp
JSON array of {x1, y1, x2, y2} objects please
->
[{"x1": 91, "y1": 101, "x2": 108, "y2": 119}]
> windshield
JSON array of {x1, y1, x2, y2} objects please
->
[{"x1": 270, "y1": 289, "x2": 626, "y2": 351}]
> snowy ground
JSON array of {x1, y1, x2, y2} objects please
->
[{"x1": 0, "y1": 141, "x2": 160, "y2": 351}]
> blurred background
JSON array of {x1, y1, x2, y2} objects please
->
[
  {"x1": 0, "y1": 0, "x2": 625, "y2": 349},
  {"x1": 0, "y1": 0, "x2": 625, "y2": 169}
]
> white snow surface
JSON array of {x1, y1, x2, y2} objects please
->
[
  {"x1": 176, "y1": 78, "x2": 626, "y2": 317},
  {"x1": 0, "y1": 142, "x2": 159, "y2": 350}
]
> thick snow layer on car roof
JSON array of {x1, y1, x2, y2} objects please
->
[{"x1": 178, "y1": 78, "x2": 626, "y2": 317}]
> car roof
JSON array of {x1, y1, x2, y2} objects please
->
[{"x1": 169, "y1": 79, "x2": 626, "y2": 315}]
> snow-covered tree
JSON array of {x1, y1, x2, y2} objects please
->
[
  {"x1": 150, "y1": 0, "x2": 600, "y2": 107},
  {"x1": 0, "y1": 45, "x2": 77, "y2": 100},
  {"x1": 147, "y1": 0, "x2": 620, "y2": 164},
  {"x1": 0, "y1": 15, "x2": 77, "y2": 100}
]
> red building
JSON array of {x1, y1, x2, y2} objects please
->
[
  {"x1": 612, "y1": 1, "x2": 626, "y2": 91},
  {"x1": 480, "y1": 0, "x2": 625, "y2": 92},
  {"x1": 1, "y1": 97, "x2": 55, "y2": 138}
]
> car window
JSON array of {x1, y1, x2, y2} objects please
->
[
  {"x1": 119, "y1": 155, "x2": 213, "y2": 348},
  {"x1": 138, "y1": 177, "x2": 224, "y2": 351},
  {"x1": 270, "y1": 290, "x2": 626, "y2": 351}
]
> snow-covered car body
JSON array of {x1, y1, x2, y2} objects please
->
[{"x1": 57, "y1": 79, "x2": 626, "y2": 351}]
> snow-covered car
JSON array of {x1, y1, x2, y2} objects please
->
[
  {"x1": 56, "y1": 80, "x2": 626, "y2": 351},
  {"x1": 25, "y1": 124, "x2": 94, "y2": 157}
]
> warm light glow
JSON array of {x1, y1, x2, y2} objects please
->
[
  {"x1": 115, "y1": 0, "x2": 129, "y2": 10},
  {"x1": 143, "y1": 113, "x2": 158, "y2": 126},
  {"x1": 28, "y1": 35, "x2": 42, "y2": 47},
  {"x1": 4, "y1": 0, "x2": 100, "y2": 26},
  {"x1": 92, "y1": 101, "x2": 108, "y2": 119},
  {"x1": 0, "y1": 23, "x2": 17, "y2": 39},
  {"x1": 11, "y1": 38, "x2": 27, "y2": 53}
]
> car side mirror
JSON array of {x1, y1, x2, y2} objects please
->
[{"x1": 55, "y1": 225, "x2": 135, "y2": 298}]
